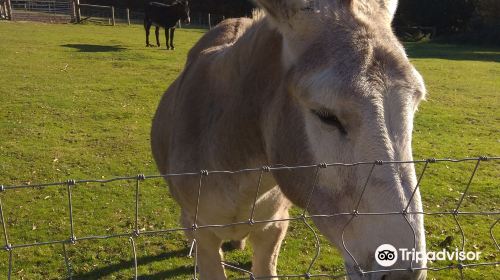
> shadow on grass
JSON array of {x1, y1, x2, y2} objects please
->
[
  {"x1": 73, "y1": 248, "x2": 191, "y2": 279},
  {"x1": 174, "y1": 24, "x2": 209, "y2": 32},
  {"x1": 62, "y1": 44, "x2": 127, "y2": 52},
  {"x1": 73, "y1": 241, "x2": 253, "y2": 279},
  {"x1": 137, "y1": 265, "x2": 192, "y2": 280},
  {"x1": 405, "y1": 43, "x2": 500, "y2": 63}
]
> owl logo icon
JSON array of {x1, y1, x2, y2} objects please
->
[{"x1": 375, "y1": 244, "x2": 398, "y2": 267}]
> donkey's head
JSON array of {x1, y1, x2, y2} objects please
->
[
  {"x1": 258, "y1": 0, "x2": 427, "y2": 279},
  {"x1": 176, "y1": 0, "x2": 190, "y2": 24}
]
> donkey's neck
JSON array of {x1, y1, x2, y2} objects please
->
[{"x1": 200, "y1": 19, "x2": 286, "y2": 169}]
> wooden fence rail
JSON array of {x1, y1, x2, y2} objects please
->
[{"x1": 76, "y1": 2, "x2": 116, "y2": 26}]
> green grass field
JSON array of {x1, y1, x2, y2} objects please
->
[{"x1": 0, "y1": 21, "x2": 498, "y2": 279}]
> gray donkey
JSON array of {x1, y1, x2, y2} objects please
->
[{"x1": 152, "y1": 1, "x2": 427, "y2": 279}]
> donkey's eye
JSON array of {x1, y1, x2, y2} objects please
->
[{"x1": 312, "y1": 109, "x2": 347, "y2": 134}]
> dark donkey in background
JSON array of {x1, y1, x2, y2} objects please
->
[{"x1": 144, "y1": 1, "x2": 190, "y2": 50}]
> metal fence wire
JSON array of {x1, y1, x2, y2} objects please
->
[
  {"x1": 10, "y1": 0, "x2": 72, "y2": 14},
  {"x1": 0, "y1": 157, "x2": 499, "y2": 279},
  {"x1": 9, "y1": 0, "x2": 73, "y2": 22}
]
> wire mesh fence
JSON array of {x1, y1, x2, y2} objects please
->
[
  {"x1": 0, "y1": 157, "x2": 498, "y2": 279},
  {"x1": 77, "y1": 6, "x2": 226, "y2": 29}
]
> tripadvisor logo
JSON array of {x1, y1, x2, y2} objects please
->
[
  {"x1": 375, "y1": 244, "x2": 481, "y2": 267},
  {"x1": 375, "y1": 244, "x2": 398, "y2": 267}
]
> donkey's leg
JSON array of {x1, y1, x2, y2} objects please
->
[
  {"x1": 230, "y1": 238, "x2": 246, "y2": 250},
  {"x1": 196, "y1": 231, "x2": 226, "y2": 280},
  {"x1": 145, "y1": 21, "x2": 153, "y2": 47},
  {"x1": 165, "y1": 28, "x2": 170, "y2": 50},
  {"x1": 155, "y1": 26, "x2": 160, "y2": 47},
  {"x1": 169, "y1": 28, "x2": 176, "y2": 50},
  {"x1": 181, "y1": 211, "x2": 227, "y2": 280},
  {"x1": 249, "y1": 213, "x2": 289, "y2": 278}
]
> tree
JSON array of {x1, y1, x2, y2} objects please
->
[
  {"x1": 80, "y1": 0, "x2": 255, "y2": 16},
  {"x1": 474, "y1": 0, "x2": 500, "y2": 26},
  {"x1": 395, "y1": 0, "x2": 476, "y2": 35},
  {"x1": 188, "y1": 0, "x2": 254, "y2": 17}
]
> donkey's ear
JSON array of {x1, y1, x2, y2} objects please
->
[{"x1": 254, "y1": 0, "x2": 309, "y2": 26}]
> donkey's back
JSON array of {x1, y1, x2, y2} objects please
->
[
  {"x1": 186, "y1": 18, "x2": 255, "y2": 64},
  {"x1": 145, "y1": 2, "x2": 177, "y2": 27},
  {"x1": 152, "y1": 17, "x2": 262, "y2": 174}
]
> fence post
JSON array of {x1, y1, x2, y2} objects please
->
[
  {"x1": 1, "y1": 1, "x2": 6, "y2": 19},
  {"x1": 6, "y1": 0, "x2": 12, "y2": 20},
  {"x1": 71, "y1": 0, "x2": 76, "y2": 22},
  {"x1": 111, "y1": 6, "x2": 115, "y2": 26},
  {"x1": 75, "y1": 0, "x2": 80, "y2": 23},
  {"x1": 208, "y1": 13, "x2": 211, "y2": 29},
  {"x1": 126, "y1": 8, "x2": 130, "y2": 26}
]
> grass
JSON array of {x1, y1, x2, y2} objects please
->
[{"x1": 0, "y1": 21, "x2": 498, "y2": 279}]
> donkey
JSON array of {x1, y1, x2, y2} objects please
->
[
  {"x1": 144, "y1": 0, "x2": 190, "y2": 49},
  {"x1": 152, "y1": 0, "x2": 427, "y2": 279}
]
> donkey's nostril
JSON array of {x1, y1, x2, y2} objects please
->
[{"x1": 381, "y1": 275, "x2": 388, "y2": 280}]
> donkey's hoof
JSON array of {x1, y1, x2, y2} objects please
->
[{"x1": 230, "y1": 239, "x2": 246, "y2": 250}]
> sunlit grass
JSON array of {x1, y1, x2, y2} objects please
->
[{"x1": 0, "y1": 22, "x2": 498, "y2": 279}]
